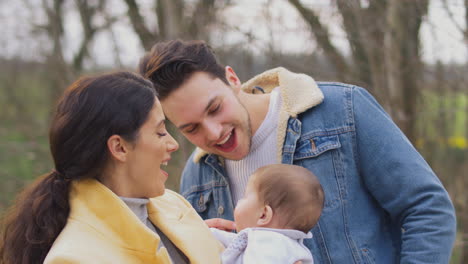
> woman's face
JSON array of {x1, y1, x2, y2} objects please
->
[{"x1": 125, "y1": 100, "x2": 179, "y2": 198}]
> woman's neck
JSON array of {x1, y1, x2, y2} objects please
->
[{"x1": 99, "y1": 164, "x2": 141, "y2": 198}]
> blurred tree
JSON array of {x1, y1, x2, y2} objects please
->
[
  {"x1": 423, "y1": 62, "x2": 468, "y2": 263},
  {"x1": 73, "y1": 0, "x2": 115, "y2": 71},
  {"x1": 441, "y1": 0, "x2": 468, "y2": 45},
  {"x1": 40, "y1": 0, "x2": 72, "y2": 98},
  {"x1": 288, "y1": 0, "x2": 429, "y2": 143},
  {"x1": 28, "y1": 0, "x2": 115, "y2": 98},
  {"x1": 430, "y1": 1, "x2": 468, "y2": 261},
  {"x1": 123, "y1": 0, "x2": 221, "y2": 50}
]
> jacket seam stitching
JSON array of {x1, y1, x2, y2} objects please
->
[
  {"x1": 182, "y1": 183, "x2": 227, "y2": 197},
  {"x1": 299, "y1": 127, "x2": 354, "y2": 138}
]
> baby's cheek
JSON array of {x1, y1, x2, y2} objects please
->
[
  {"x1": 233, "y1": 206, "x2": 240, "y2": 222},
  {"x1": 233, "y1": 206, "x2": 245, "y2": 229}
]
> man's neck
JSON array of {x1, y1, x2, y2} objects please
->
[{"x1": 238, "y1": 91, "x2": 271, "y2": 135}]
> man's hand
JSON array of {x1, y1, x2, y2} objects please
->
[{"x1": 205, "y1": 218, "x2": 236, "y2": 232}]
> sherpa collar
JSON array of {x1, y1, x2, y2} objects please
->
[{"x1": 193, "y1": 67, "x2": 324, "y2": 163}]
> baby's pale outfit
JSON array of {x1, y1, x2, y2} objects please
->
[{"x1": 211, "y1": 227, "x2": 313, "y2": 264}]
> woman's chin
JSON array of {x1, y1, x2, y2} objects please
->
[{"x1": 148, "y1": 188, "x2": 165, "y2": 198}]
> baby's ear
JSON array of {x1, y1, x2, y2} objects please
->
[{"x1": 257, "y1": 205, "x2": 273, "y2": 227}]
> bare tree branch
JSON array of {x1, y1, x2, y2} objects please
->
[
  {"x1": 465, "y1": 0, "x2": 468, "y2": 42},
  {"x1": 288, "y1": 0, "x2": 349, "y2": 78},
  {"x1": 335, "y1": 0, "x2": 371, "y2": 87},
  {"x1": 156, "y1": 0, "x2": 184, "y2": 40},
  {"x1": 98, "y1": 2, "x2": 124, "y2": 68},
  {"x1": 123, "y1": 0, "x2": 158, "y2": 50},
  {"x1": 40, "y1": 0, "x2": 73, "y2": 98},
  {"x1": 73, "y1": 0, "x2": 98, "y2": 71},
  {"x1": 186, "y1": 0, "x2": 216, "y2": 40},
  {"x1": 346, "y1": 1, "x2": 388, "y2": 99},
  {"x1": 385, "y1": 0, "x2": 429, "y2": 142},
  {"x1": 441, "y1": 0, "x2": 467, "y2": 39}
]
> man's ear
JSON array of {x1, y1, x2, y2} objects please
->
[
  {"x1": 257, "y1": 205, "x2": 273, "y2": 227},
  {"x1": 225, "y1": 66, "x2": 242, "y2": 92},
  {"x1": 107, "y1": 135, "x2": 129, "y2": 162}
]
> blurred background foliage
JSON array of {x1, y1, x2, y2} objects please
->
[{"x1": 0, "y1": 0, "x2": 467, "y2": 262}]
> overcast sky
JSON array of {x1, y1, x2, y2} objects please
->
[{"x1": 0, "y1": 0, "x2": 466, "y2": 68}]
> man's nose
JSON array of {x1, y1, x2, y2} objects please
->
[{"x1": 204, "y1": 120, "x2": 223, "y2": 142}]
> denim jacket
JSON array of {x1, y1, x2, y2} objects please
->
[{"x1": 180, "y1": 68, "x2": 456, "y2": 263}]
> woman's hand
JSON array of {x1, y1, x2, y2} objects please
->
[{"x1": 205, "y1": 218, "x2": 236, "y2": 232}]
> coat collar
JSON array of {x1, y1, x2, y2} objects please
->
[
  {"x1": 147, "y1": 191, "x2": 222, "y2": 262},
  {"x1": 193, "y1": 67, "x2": 324, "y2": 163},
  {"x1": 69, "y1": 179, "x2": 219, "y2": 261},
  {"x1": 241, "y1": 67, "x2": 323, "y2": 117},
  {"x1": 69, "y1": 179, "x2": 160, "y2": 255}
]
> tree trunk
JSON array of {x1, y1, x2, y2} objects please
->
[
  {"x1": 157, "y1": 0, "x2": 183, "y2": 40},
  {"x1": 123, "y1": 0, "x2": 158, "y2": 50},
  {"x1": 385, "y1": 0, "x2": 428, "y2": 143},
  {"x1": 42, "y1": 0, "x2": 72, "y2": 99},
  {"x1": 289, "y1": 0, "x2": 428, "y2": 143},
  {"x1": 287, "y1": 0, "x2": 349, "y2": 80}
]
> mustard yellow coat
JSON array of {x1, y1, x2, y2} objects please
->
[{"x1": 44, "y1": 179, "x2": 223, "y2": 263}]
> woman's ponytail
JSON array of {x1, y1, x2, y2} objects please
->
[{"x1": 0, "y1": 171, "x2": 71, "y2": 264}]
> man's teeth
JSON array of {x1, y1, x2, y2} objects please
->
[
  {"x1": 161, "y1": 162, "x2": 168, "y2": 166},
  {"x1": 217, "y1": 132, "x2": 232, "y2": 145}
]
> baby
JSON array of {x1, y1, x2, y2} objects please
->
[{"x1": 211, "y1": 164, "x2": 325, "y2": 264}]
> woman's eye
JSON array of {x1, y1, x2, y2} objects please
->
[{"x1": 157, "y1": 132, "x2": 167, "y2": 137}]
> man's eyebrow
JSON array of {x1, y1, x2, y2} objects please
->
[
  {"x1": 178, "y1": 123, "x2": 193, "y2": 130},
  {"x1": 177, "y1": 96, "x2": 219, "y2": 130},
  {"x1": 156, "y1": 118, "x2": 165, "y2": 128}
]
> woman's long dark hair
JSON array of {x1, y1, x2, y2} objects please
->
[{"x1": 0, "y1": 71, "x2": 156, "y2": 264}]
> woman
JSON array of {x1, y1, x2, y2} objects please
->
[{"x1": 0, "y1": 72, "x2": 223, "y2": 263}]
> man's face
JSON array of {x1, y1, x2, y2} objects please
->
[{"x1": 161, "y1": 71, "x2": 252, "y2": 160}]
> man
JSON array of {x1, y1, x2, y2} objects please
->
[{"x1": 139, "y1": 40, "x2": 456, "y2": 263}]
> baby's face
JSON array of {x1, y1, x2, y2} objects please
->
[{"x1": 233, "y1": 181, "x2": 264, "y2": 232}]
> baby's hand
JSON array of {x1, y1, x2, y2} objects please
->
[{"x1": 205, "y1": 218, "x2": 236, "y2": 232}]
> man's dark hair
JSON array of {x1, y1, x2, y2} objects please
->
[{"x1": 139, "y1": 39, "x2": 228, "y2": 100}]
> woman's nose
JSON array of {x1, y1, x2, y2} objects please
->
[{"x1": 166, "y1": 133, "x2": 179, "y2": 152}]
